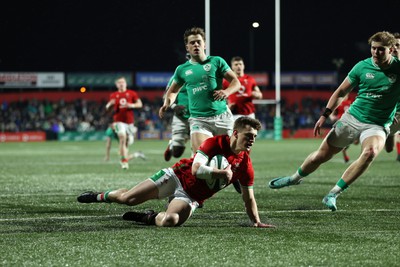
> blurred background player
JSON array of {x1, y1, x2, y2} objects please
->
[
  {"x1": 329, "y1": 95, "x2": 356, "y2": 163},
  {"x1": 106, "y1": 76, "x2": 143, "y2": 169},
  {"x1": 163, "y1": 77, "x2": 190, "y2": 161},
  {"x1": 223, "y1": 56, "x2": 263, "y2": 120},
  {"x1": 77, "y1": 117, "x2": 274, "y2": 228},
  {"x1": 384, "y1": 32, "x2": 400, "y2": 161},
  {"x1": 104, "y1": 124, "x2": 145, "y2": 162},
  {"x1": 159, "y1": 27, "x2": 240, "y2": 192}
]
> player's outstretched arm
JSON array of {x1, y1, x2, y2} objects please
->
[{"x1": 242, "y1": 187, "x2": 275, "y2": 228}]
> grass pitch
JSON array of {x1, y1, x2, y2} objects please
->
[{"x1": 1, "y1": 139, "x2": 399, "y2": 266}]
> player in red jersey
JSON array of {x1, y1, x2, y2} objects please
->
[
  {"x1": 223, "y1": 56, "x2": 263, "y2": 120},
  {"x1": 77, "y1": 117, "x2": 275, "y2": 228},
  {"x1": 105, "y1": 76, "x2": 143, "y2": 169},
  {"x1": 329, "y1": 95, "x2": 356, "y2": 163}
]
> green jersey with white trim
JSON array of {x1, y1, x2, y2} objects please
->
[
  {"x1": 166, "y1": 76, "x2": 190, "y2": 120},
  {"x1": 347, "y1": 56, "x2": 400, "y2": 127},
  {"x1": 173, "y1": 56, "x2": 231, "y2": 118}
]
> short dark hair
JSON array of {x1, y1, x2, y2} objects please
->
[
  {"x1": 184, "y1": 27, "x2": 206, "y2": 45},
  {"x1": 231, "y1": 56, "x2": 244, "y2": 64},
  {"x1": 234, "y1": 117, "x2": 262, "y2": 131},
  {"x1": 368, "y1": 31, "x2": 397, "y2": 47}
]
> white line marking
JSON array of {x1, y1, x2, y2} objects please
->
[{"x1": 0, "y1": 209, "x2": 398, "y2": 222}]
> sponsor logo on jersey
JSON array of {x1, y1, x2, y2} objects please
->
[
  {"x1": 365, "y1": 73, "x2": 375, "y2": 79},
  {"x1": 203, "y1": 64, "x2": 211, "y2": 72},
  {"x1": 192, "y1": 83, "x2": 208, "y2": 95},
  {"x1": 388, "y1": 74, "x2": 397, "y2": 84},
  {"x1": 185, "y1": 70, "x2": 193, "y2": 76}
]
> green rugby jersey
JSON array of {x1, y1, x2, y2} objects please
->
[
  {"x1": 166, "y1": 76, "x2": 190, "y2": 120},
  {"x1": 347, "y1": 56, "x2": 400, "y2": 127},
  {"x1": 173, "y1": 56, "x2": 231, "y2": 118}
]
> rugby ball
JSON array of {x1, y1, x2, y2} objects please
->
[{"x1": 206, "y1": 155, "x2": 229, "y2": 190}]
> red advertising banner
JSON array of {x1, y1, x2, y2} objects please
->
[{"x1": 0, "y1": 132, "x2": 46, "y2": 142}]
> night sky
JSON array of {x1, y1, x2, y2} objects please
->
[{"x1": 1, "y1": 0, "x2": 398, "y2": 74}]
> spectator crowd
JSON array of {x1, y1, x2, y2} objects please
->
[{"x1": 0, "y1": 97, "x2": 331, "y2": 136}]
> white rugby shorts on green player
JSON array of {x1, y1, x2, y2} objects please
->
[
  {"x1": 232, "y1": 113, "x2": 255, "y2": 121},
  {"x1": 149, "y1": 168, "x2": 199, "y2": 213},
  {"x1": 389, "y1": 113, "x2": 400, "y2": 136},
  {"x1": 171, "y1": 115, "x2": 190, "y2": 147},
  {"x1": 327, "y1": 112, "x2": 389, "y2": 148},
  {"x1": 113, "y1": 122, "x2": 136, "y2": 145},
  {"x1": 189, "y1": 109, "x2": 234, "y2": 137}
]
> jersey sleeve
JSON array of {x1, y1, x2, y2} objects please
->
[
  {"x1": 238, "y1": 156, "x2": 254, "y2": 188},
  {"x1": 173, "y1": 66, "x2": 185, "y2": 86},
  {"x1": 196, "y1": 137, "x2": 219, "y2": 160},
  {"x1": 130, "y1": 90, "x2": 140, "y2": 102},
  {"x1": 216, "y1": 57, "x2": 232, "y2": 78},
  {"x1": 347, "y1": 61, "x2": 362, "y2": 86}
]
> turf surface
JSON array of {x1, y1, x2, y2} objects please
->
[{"x1": 1, "y1": 139, "x2": 399, "y2": 266}]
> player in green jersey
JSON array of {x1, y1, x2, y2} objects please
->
[
  {"x1": 163, "y1": 76, "x2": 191, "y2": 161},
  {"x1": 159, "y1": 27, "x2": 240, "y2": 156},
  {"x1": 384, "y1": 32, "x2": 400, "y2": 161},
  {"x1": 268, "y1": 31, "x2": 400, "y2": 211}
]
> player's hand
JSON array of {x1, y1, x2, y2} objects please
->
[
  {"x1": 174, "y1": 105, "x2": 186, "y2": 117},
  {"x1": 253, "y1": 222, "x2": 276, "y2": 228},
  {"x1": 159, "y1": 105, "x2": 168, "y2": 118},
  {"x1": 213, "y1": 89, "x2": 229, "y2": 101},
  {"x1": 223, "y1": 164, "x2": 233, "y2": 184},
  {"x1": 313, "y1": 116, "x2": 326, "y2": 137},
  {"x1": 251, "y1": 91, "x2": 262, "y2": 99}
]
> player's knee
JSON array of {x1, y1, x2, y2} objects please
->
[
  {"x1": 117, "y1": 192, "x2": 136, "y2": 205},
  {"x1": 360, "y1": 147, "x2": 377, "y2": 163},
  {"x1": 158, "y1": 213, "x2": 180, "y2": 227}
]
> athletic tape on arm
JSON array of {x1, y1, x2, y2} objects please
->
[{"x1": 193, "y1": 152, "x2": 213, "y2": 180}]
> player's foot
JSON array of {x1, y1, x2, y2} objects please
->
[
  {"x1": 343, "y1": 155, "x2": 350, "y2": 163},
  {"x1": 164, "y1": 141, "x2": 172, "y2": 161},
  {"x1": 269, "y1": 176, "x2": 302, "y2": 189},
  {"x1": 77, "y1": 191, "x2": 99, "y2": 203},
  {"x1": 123, "y1": 210, "x2": 158, "y2": 225},
  {"x1": 134, "y1": 151, "x2": 146, "y2": 160},
  {"x1": 120, "y1": 160, "x2": 129, "y2": 170},
  {"x1": 232, "y1": 180, "x2": 242, "y2": 194},
  {"x1": 322, "y1": 193, "x2": 337, "y2": 211}
]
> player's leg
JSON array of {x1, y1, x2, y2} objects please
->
[
  {"x1": 78, "y1": 168, "x2": 177, "y2": 206},
  {"x1": 77, "y1": 179, "x2": 158, "y2": 204},
  {"x1": 165, "y1": 116, "x2": 188, "y2": 161},
  {"x1": 269, "y1": 138, "x2": 343, "y2": 189},
  {"x1": 396, "y1": 133, "x2": 400, "y2": 161},
  {"x1": 104, "y1": 136, "x2": 112, "y2": 162},
  {"x1": 385, "y1": 135, "x2": 394, "y2": 153},
  {"x1": 342, "y1": 146, "x2": 350, "y2": 163},
  {"x1": 322, "y1": 129, "x2": 386, "y2": 211},
  {"x1": 114, "y1": 122, "x2": 129, "y2": 169},
  {"x1": 269, "y1": 113, "x2": 358, "y2": 189},
  {"x1": 155, "y1": 199, "x2": 193, "y2": 227}
]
